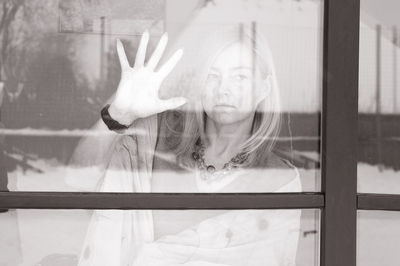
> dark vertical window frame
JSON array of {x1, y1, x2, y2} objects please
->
[{"x1": 321, "y1": 1, "x2": 359, "y2": 266}]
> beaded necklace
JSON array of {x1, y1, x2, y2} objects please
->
[{"x1": 192, "y1": 139, "x2": 249, "y2": 183}]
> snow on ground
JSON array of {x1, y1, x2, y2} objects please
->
[
  {"x1": 7, "y1": 153, "x2": 322, "y2": 192},
  {"x1": 7, "y1": 154, "x2": 103, "y2": 192},
  {"x1": 358, "y1": 163, "x2": 400, "y2": 193}
]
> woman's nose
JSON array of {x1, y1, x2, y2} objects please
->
[{"x1": 216, "y1": 76, "x2": 231, "y2": 96}]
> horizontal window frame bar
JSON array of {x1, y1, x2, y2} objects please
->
[
  {"x1": 357, "y1": 193, "x2": 400, "y2": 211},
  {"x1": 0, "y1": 192, "x2": 324, "y2": 210},
  {"x1": 4, "y1": 192, "x2": 400, "y2": 211}
]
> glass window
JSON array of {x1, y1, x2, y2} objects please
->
[
  {"x1": 358, "y1": 0, "x2": 400, "y2": 193},
  {"x1": 1, "y1": 0, "x2": 324, "y2": 193},
  {"x1": 357, "y1": 210, "x2": 400, "y2": 266},
  {"x1": 0, "y1": 209, "x2": 320, "y2": 266}
]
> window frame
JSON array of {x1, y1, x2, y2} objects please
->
[
  {"x1": 2, "y1": 1, "x2": 399, "y2": 266},
  {"x1": 320, "y1": 0, "x2": 359, "y2": 265}
]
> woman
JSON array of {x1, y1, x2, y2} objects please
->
[{"x1": 74, "y1": 24, "x2": 301, "y2": 266}]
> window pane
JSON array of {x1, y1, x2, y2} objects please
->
[
  {"x1": 0, "y1": 209, "x2": 320, "y2": 266},
  {"x1": 358, "y1": 0, "x2": 400, "y2": 193},
  {"x1": 357, "y1": 210, "x2": 400, "y2": 266},
  {"x1": 1, "y1": 0, "x2": 323, "y2": 192}
]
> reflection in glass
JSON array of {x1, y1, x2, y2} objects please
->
[
  {"x1": 0, "y1": 209, "x2": 320, "y2": 266},
  {"x1": 357, "y1": 211, "x2": 400, "y2": 266},
  {"x1": 0, "y1": 0, "x2": 323, "y2": 192},
  {"x1": 358, "y1": 1, "x2": 400, "y2": 193}
]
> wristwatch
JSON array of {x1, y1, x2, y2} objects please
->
[{"x1": 100, "y1": 104, "x2": 129, "y2": 131}]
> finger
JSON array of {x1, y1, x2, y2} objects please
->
[
  {"x1": 157, "y1": 49, "x2": 183, "y2": 80},
  {"x1": 116, "y1": 39, "x2": 130, "y2": 69},
  {"x1": 134, "y1": 30, "x2": 149, "y2": 68},
  {"x1": 159, "y1": 97, "x2": 187, "y2": 112},
  {"x1": 147, "y1": 32, "x2": 168, "y2": 70}
]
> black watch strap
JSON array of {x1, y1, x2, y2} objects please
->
[{"x1": 101, "y1": 104, "x2": 129, "y2": 131}]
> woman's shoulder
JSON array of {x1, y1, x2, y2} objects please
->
[
  {"x1": 264, "y1": 151, "x2": 301, "y2": 192},
  {"x1": 249, "y1": 149, "x2": 299, "y2": 172},
  {"x1": 263, "y1": 151, "x2": 296, "y2": 170}
]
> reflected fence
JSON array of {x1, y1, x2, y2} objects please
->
[
  {"x1": 358, "y1": 24, "x2": 400, "y2": 170},
  {"x1": 358, "y1": 114, "x2": 400, "y2": 170}
]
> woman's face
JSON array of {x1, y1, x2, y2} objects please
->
[{"x1": 201, "y1": 42, "x2": 268, "y2": 125}]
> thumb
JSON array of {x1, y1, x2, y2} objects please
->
[{"x1": 159, "y1": 97, "x2": 188, "y2": 112}]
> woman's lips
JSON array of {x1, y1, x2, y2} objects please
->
[
  {"x1": 213, "y1": 105, "x2": 236, "y2": 112},
  {"x1": 214, "y1": 104, "x2": 235, "y2": 108}
]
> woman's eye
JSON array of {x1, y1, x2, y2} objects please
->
[
  {"x1": 233, "y1": 74, "x2": 249, "y2": 81},
  {"x1": 207, "y1": 73, "x2": 220, "y2": 80}
]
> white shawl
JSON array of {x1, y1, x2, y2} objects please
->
[
  {"x1": 77, "y1": 116, "x2": 158, "y2": 266},
  {"x1": 74, "y1": 115, "x2": 301, "y2": 266}
]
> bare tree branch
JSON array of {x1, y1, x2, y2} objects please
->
[
  {"x1": 0, "y1": 1, "x2": 10, "y2": 34},
  {"x1": 0, "y1": 0, "x2": 24, "y2": 80}
]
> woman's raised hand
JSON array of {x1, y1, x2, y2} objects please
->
[{"x1": 108, "y1": 31, "x2": 187, "y2": 126}]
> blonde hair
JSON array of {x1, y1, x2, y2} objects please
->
[{"x1": 159, "y1": 23, "x2": 281, "y2": 167}]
